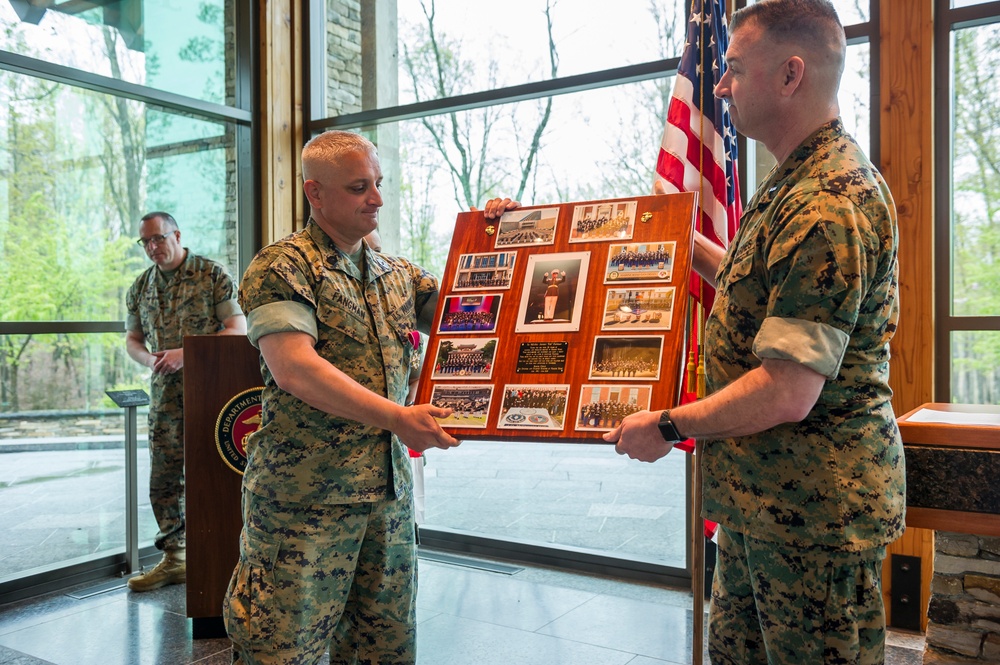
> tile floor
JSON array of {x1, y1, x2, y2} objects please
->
[{"x1": 0, "y1": 551, "x2": 925, "y2": 665}]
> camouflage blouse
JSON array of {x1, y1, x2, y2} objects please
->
[
  {"x1": 702, "y1": 119, "x2": 906, "y2": 551},
  {"x1": 239, "y1": 222, "x2": 438, "y2": 505},
  {"x1": 125, "y1": 251, "x2": 241, "y2": 396}
]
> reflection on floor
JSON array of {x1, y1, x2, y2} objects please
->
[{"x1": 0, "y1": 551, "x2": 925, "y2": 665}]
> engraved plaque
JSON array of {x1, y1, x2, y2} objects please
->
[{"x1": 516, "y1": 341, "x2": 569, "y2": 374}]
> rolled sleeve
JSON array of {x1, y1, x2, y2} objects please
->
[
  {"x1": 246, "y1": 301, "x2": 318, "y2": 347},
  {"x1": 216, "y1": 298, "x2": 243, "y2": 323},
  {"x1": 416, "y1": 291, "x2": 439, "y2": 334},
  {"x1": 125, "y1": 313, "x2": 142, "y2": 334},
  {"x1": 753, "y1": 316, "x2": 849, "y2": 379}
]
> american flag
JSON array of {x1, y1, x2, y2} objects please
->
[{"x1": 655, "y1": 0, "x2": 741, "y2": 310}]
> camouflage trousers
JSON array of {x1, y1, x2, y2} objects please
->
[
  {"x1": 148, "y1": 374, "x2": 185, "y2": 552},
  {"x1": 709, "y1": 526, "x2": 886, "y2": 665},
  {"x1": 223, "y1": 489, "x2": 417, "y2": 665}
]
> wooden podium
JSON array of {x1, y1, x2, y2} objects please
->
[
  {"x1": 183, "y1": 335, "x2": 261, "y2": 638},
  {"x1": 893, "y1": 402, "x2": 1000, "y2": 632},
  {"x1": 898, "y1": 402, "x2": 1000, "y2": 536}
]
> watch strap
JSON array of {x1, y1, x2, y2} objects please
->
[{"x1": 657, "y1": 410, "x2": 684, "y2": 443}]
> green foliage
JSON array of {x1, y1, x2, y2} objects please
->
[
  {"x1": 179, "y1": 36, "x2": 219, "y2": 63},
  {"x1": 0, "y1": 68, "x2": 145, "y2": 411},
  {"x1": 198, "y1": 3, "x2": 224, "y2": 25},
  {"x1": 435, "y1": 339, "x2": 455, "y2": 365},
  {"x1": 0, "y1": 6, "x2": 234, "y2": 412},
  {"x1": 949, "y1": 26, "x2": 1000, "y2": 403},
  {"x1": 175, "y1": 1, "x2": 226, "y2": 103}
]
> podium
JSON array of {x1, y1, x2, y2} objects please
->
[
  {"x1": 898, "y1": 402, "x2": 1000, "y2": 536},
  {"x1": 183, "y1": 335, "x2": 261, "y2": 638},
  {"x1": 896, "y1": 403, "x2": 1000, "y2": 645}
]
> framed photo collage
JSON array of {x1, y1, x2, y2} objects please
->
[{"x1": 414, "y1": 193, "x2": 697, "y2": 443}]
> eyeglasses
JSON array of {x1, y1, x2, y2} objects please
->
[{"x1": 137, "y1": 233, "x2": 175, "y2": 248}]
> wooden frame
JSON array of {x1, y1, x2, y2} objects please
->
[{"x1": 414, "y1": 193, "x2": 696, "y2": 443}]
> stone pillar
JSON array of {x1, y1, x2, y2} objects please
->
[
  {"x1": 320, "y1": 0, "x2": 400, "y2": 254},
  {"x1": 924, "y1": 532, "x2": 1000, "y2": 663},
  {"x1": 223, "y1": 0, "x2": 238, "y2": 271},
  {"x1": 323, "y1": 0, "x2": 363, "y2": 116}
]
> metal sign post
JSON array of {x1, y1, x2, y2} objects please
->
[{"x1": 106, "y1": 389, "x2": 150, "y2": 574}]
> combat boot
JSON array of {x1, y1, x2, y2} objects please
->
[{"x1": 127, "y1": 548, "x2": 186, "y2": 592}]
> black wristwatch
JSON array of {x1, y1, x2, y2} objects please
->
[{"x1": 657, "y1": 410, "x2": 685, "y2": 443}]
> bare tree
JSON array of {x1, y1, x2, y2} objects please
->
[
  {"x1": 398, "y1": 139, "x2": 451, "y2": 273},
  {"x1": 588, "y1": 0, "x2": 685, "y2": 199},
  {"x1": 400, "y1": 0, "x2": 559, "y2": 210},
  {"x1": 98, "y1": 27, "x2": 147, "y2": 239}
]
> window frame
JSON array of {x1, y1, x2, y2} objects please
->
[
  {"x1": 933, "y1": 0, "x2": 1000, "y2": 402},
  {"x1": 0, "y1": 1, "x2": 257, "y2": 601}
]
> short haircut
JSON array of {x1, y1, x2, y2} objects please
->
[
  {"x1": 301, "y1": 130, "x2": 377, "y2": 182},
  {"x1": 731, "y1": 0, "x2": 845, "y2": 72},
  {"x1": 140, "y1": 211, "x2": 178, "y2": 231}
]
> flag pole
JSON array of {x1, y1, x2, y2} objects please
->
[
  {"x1": 689, "y1": 299, "x2": 706, "y2": 665},
  {"x1": 692, "y1": 441, "x2": 705, "y2": 665},
  {"x1": 691, "y1": 0, "x2": 709, "y2": 659},
  {"x1": 655, "y1": 0, "x2": 742, "y2": 658}
]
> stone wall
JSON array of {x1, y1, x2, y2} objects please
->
[
  {"x1": 325, "y1": 0, "x2": 363, "y2": 116},
  {"x1": 224, "y1": 0, "x2": 239, "y2": 270},
  {"x1": 925, "y1": 532, "x2": 1000, "y2": 663}
]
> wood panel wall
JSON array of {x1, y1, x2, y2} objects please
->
[
  {"x1": 259, "y1": 0, "x2": 303, "y2": 245},
  {"x1": 880, "y1": 0, "x2": 936, "y2": 632}
]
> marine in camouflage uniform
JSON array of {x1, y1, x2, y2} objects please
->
[
  {"x1": 604, "y1": 2, "x2": 905, "y2": 662},
  {"x1": 125, "y1": 212, "x2": 243, "y2": 591},
  {"x1": 702, "y1": 118, "x2": 904, "y2": 664},
  {"x1": 223, "y1": 131, "x2": 452, "y2": 665}
]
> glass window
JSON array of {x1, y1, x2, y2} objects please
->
[
  {"x1": 0, "y1": 0, "x2": 231, "y2": 105},
  {"x1": 364, "y1": 78, "x2": 672, "y2": 277},
  {"x1": 311, "y1": 0, "x2": 688, "y2": 118},
  {"x1": 949, "y1": 25, "x2": 1000, "y2": 319},
  {"x1": 840, "y1": 42, "x2": 871, "y2": 153},
  {"x1": 743, "y1": 0, "x2": 868, "y2": 25},
  {"x1": 424, "y1": 441, "x2": 688, "y2": 567},
  {"x1": 145, "y1": 111, "x2": 239, "y2": 267},
  {"x1": 0, "y1": 0, "x2": 249, "y2": 595},
  {"x1": 0, "y1": 332, "x2": 157, "y2": 578},
  {"x1": 950, "y1": 331, "x2": 1000, "y2": 405},
  {"x1": 0, "y1": 68, "x2": 240, "y2": 579},
  {"x1": 0, "y1": 331, "x2": 148, "y2": 413},
  {"x1": 941, "y1": 20, "x2": 1000, "y2": 405},
  {"x1": 0, "y1": 70, "x2": 240, "y2": 326},
  {"x1": 831, "y1": 1, "x2": 868, "y2": 25}
]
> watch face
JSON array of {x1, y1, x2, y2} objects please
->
[{"x1": 658, "y1": 412, "x2": 682, "y2": 442}]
